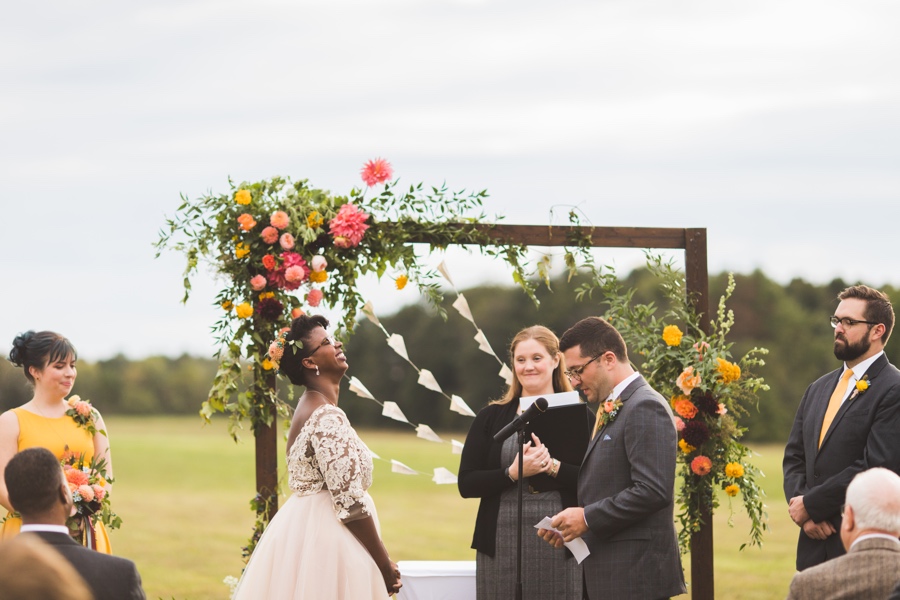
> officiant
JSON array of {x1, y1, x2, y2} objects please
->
[{"x1": 458, "y1": 325, "x2": 593, "y2": 599}]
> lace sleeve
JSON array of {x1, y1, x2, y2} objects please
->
[{"x1": 310, "y1": 407, "x2": 372, "y2": 523}]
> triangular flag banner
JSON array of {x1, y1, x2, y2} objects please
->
[
  {"x1": 382, "y1": 401, "x2": 410, "y2": 424},
  {"x1": 415, "y1": 424, "x2": 443, "y2": 443},
  {"x1": 391, "y1": 460, "x2": 419, "y2": 475},
  {"x1": 452, "y1": 294, "x2": 476, "y2": 324},
  {"x1": 369, "y1": 449, "x2": 381, "y2": 460},
  {"x1": 348, "y1": 376, "x2": 375, "y2": 400},
  {"x1": 437, "y1": 260, "x2": 455, "y2": 288},
  {"x1": 499, "y1": 364, "x2": 513, "y2": 384},
  {"x1": 417, "y1": 369, "x2": 443, "y2": 393},
  {"x1": 361, "y1": 301, "x2": 381, "y2": 327},
  {"x1": 451, "y1": 439, "x2": 465, "y2": 455},
  {"x1": 450, "y1": 394, "x2": 476, "y2": 417},
  {"x1": 387, "y1": 334, "x2": 410, "y2": 361},
  {"x1": 473, "y1": 329, "x2": 496, "y2": 356},
  {"x1": 432, "y1": 467, "x2": 458, "y2": 485}
]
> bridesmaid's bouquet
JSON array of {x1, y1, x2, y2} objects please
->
[{"x1": 61, "y1": 450, "x2": 122, "y2": 539}]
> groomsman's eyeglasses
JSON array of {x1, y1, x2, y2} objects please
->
[
  {"x1": 564, "y1": 354, "x2": 601, "y2": 381},
  {"x1": 830, "y1": 316, "x2": 879, "y2": 329}
]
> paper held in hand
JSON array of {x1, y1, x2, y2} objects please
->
[
  {"x1": 519, "y1": 391, "x2": 581, "y2": 411},
  {"x1": 534, "y1": 517, "x2": 591, "y2": 564}
]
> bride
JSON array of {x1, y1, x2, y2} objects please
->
[{"x1": 234, "y1": 314, "x2": 402, "y2": 599}]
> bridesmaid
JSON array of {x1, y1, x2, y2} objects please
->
[{"x1": 0, "y1": 330, "x2": 114, "y2": 553}]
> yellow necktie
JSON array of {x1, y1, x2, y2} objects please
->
[{"x1": 819, "y1": 369, "x2": 853, "y2": 448}]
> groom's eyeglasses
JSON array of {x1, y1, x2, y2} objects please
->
[
  {"x1": 564, "y1": 355, "x2": 601, "y2": 381},
  {"x1": 830, "y1": 316, "x2": 879, "y2": 329}
]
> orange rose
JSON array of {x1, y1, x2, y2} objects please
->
[{"x1": 237, "y1": 213, "x2": 257, "y2": 231}]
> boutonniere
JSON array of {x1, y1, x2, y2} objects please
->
[
  {"x1": 65, "y1": 396, "x2": 106, "y2": 437},
  {"x1": 593, "y1": 397, "x2": 624, "y2": 437},
  {"x1": 847, "y1": 375, "x2": 870, "y2": 403}
]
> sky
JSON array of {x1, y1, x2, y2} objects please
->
[{"x1": 2, "y1": 0, "x2": 899, "y2": 360}]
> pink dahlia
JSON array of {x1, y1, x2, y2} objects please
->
[
  {"x1": 250, "y1": 275, "x2": 267, "y2": 291},
  {"x1": 260, "y1": 226, "x2": 279, "y2": 244},
  {"x1": 266, "y1": 252, "x2": 309, "y2": 291},
  {"x1": 360, "y1": 158, "x2": 393, "y2": 187},
  {"x1": 279, "y1": 233, "x2": 295, "y2": 250},
  {"x1": 691, "y1": 455, "x2": 713, "y2": 476},
  {"x1": 77, "y1": 485, "x2": 95, "y2": 502},
  {"x1": 270, "y1": 211, "x2": 290, "y2": 230},
  {"x1": 307, "y1": 288, "x2": 323, "y2": 307},
  {"x1": 285, "y1": 266, "x2": 307, "y2": 284},
  {"x1": 92, "y1": 485, "x2": 106, "y2": 501},
  {"x1": 65, "y1": 468, "x2": 89, "y2": 487},
  {"x1": 674, "y1": 416, "x2": 685, "y2": 432},
  {"x1": 329, "y1": 203, "x2": 370, "y2": 248}
]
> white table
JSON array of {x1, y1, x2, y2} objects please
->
[{"x1": 396, "y1": 560, "x2": 476, "y2": 600}]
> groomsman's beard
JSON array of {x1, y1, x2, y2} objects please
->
[{"x1": 833, "y1": 334, "x2": 870, "y2": 362}]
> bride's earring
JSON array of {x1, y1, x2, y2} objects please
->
[{"x1": 315, "y1": 365, "x2": 320, "y2": 376}]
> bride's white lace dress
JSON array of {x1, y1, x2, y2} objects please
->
[{"x1": 234, "y1": 403, "x2": 386, "y2": 599}]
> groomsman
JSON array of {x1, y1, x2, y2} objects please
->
[
  {"x1": 783, "y1": 285, "x2": 900, "y2": 571},
  {"x1": 539, "y1": 317, "x2": 686, "y2": 599}
]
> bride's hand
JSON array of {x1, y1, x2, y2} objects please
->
[{"x1": 381, "y1": 561, "x2": 402, "y2": 595}]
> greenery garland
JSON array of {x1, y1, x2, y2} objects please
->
[{"x1": 587, "y1": 253, "x2": 770, "y2": 552}]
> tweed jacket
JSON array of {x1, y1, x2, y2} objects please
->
[
  {"x1": 783, "y1": 353, "x2": 900, "y2": 570},
  {"x1": 577, "y1": 375, "x2": 686, "y2": 600},
  {"x1": 786, "y1": 537, "x2": 900, "y2": 600}
]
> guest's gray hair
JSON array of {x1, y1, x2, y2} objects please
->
[{"x1": 845, "y1": 467, "x2": 900, "y2": 534}]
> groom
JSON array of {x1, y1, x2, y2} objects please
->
[{"x1": 539, "y1": 317, "x2": 685, "y2": 599}]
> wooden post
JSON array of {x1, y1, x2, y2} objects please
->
[
  {"x1": 685, "y1": 227, "x2": 714, "y2": 600},
  {"x1": 255, "y1": 373, "x2": 279, "y2": 519}
]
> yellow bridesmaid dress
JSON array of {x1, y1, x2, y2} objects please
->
[{"x1": 1, "y1": 408, "x2": 112, "y2": 553}]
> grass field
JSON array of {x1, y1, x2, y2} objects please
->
[{"x1": 104, "y1": 416, "x2": 795, "y2": 599}]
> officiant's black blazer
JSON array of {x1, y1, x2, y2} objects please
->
[
  {"x1": 25, "y1": 531, "x2": 146, "y2": 600},
  {"x1": 783, "y1": 353, "x2": 900, "y2": 570}
]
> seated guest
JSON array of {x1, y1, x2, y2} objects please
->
[
  {"x1": 5, "y1": 447, "x2": 146, "y2": 600},
  {"x1": 786, "y1": 467, "x2": 900, "y2": 600},
  {"x1": 0, "y1": 534, "x2": 93, "y2": 600}
]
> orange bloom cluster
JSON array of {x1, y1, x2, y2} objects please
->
[
  {"x1": 690, "y1": 455, "x2": 712, "y2": 476},
  {"x1": 673, "y1": 397, "x2": 698, "y2": 420},
  {"x1": 716, "y1": 358, "x2": 741, "y2": 383}
]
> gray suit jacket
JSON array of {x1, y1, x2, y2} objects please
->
[
  {"x1": 25, "y1": 531, "x2": 146, "y2": 600},
  {"x1": 577, "y1": 376, "x2": 686, "y2": 600},
  {"x1": 786, "y1": 537, "x2": 900, "y2": 600}
]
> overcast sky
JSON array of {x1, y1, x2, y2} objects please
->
[{"x1": 2, "y1": 0, "x2": 899, "y2": 359}]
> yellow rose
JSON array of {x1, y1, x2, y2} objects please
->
[
  {"x1": 725, "y1": 484, "x2": 740, "y2": 497},
  {"x1": 725, "y1": 462, "x2": 745, "y2": 479},
  {"x1": 856, "y1": 379, "x2": 869, "y2": 392},
  {"x1": 395, "y1": 274, "x2": 408, "y2": 290},
  {"x1": 662, "y1": 325, "x2": 683, "y2": 346},
  {"x1": 235, "y1": 242, "x2": 250, "y2": 259},
  {"x1": 235, "y1": 302, "x2": 253, "y2": 319},
  {"x1": 678, "y1": 439, "x2": 696, "y2": 454},
  {"x1": 235, "y1": 189, "x2": 252, "y2": 205},
  {"x1": 307, "y1": 211, "x2": 324, "y2": 228},
  {"x1": 221, "y1": 300, "x2": 233, "y2": 312},
  {"x1": 309, "y1": 270, "x2": 328, "y2": 283},
  {"x1": 261, "y1": 359, "x2": 274, "y2": 371}
]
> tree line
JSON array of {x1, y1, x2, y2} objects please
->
[{"x1": 3, "y1": 270, "x2": 896, "y2": 443}]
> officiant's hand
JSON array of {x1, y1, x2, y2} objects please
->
[
  {"x1": 550, "y1": 507, "x2": 588, "y2": 542},
  {"x1": 801, "y1": 519, "x2": 836, "y2": 540},
  {"x1": 507, "y1": 437, "x2": 551, "y2": 480}
]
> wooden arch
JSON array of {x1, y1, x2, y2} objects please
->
[{"x1": 254, "y1": 224, "x2": 715, "y2": 599}]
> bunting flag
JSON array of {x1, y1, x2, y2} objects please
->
[
  {"x1": 417, "y1": 369, "x2": 443, "y2": 393},
  {"x1": 348, "y1": 376, "x2": 375, "y2": 400},
  {"x1": 450, "y1": 395, "x2": 476, "y2": 417},
  {"x1": 415, "y1": 424, "x2": 443, "y2": 443},
  {"x1": 381, "y1": 401, "x2": 410, "y2": 424},
  {"x1": 432, "y1": 467, "x2": 458, "y2": 485},
  {"x1": 451, "y1": 439, "x2": 465, "y2": 455},
  {"x1": 437, "y1": 260, "x2": 455, "y2": 288},
  {"x1": 387, "y1": 334, "x2": 410, "y2": 361},
  {"x1": 499, "y1": 364, "x2": 514, "y2": 385},
  {"x1": 473, "y1": 329, "x2": 496, "y2": 355},
  {"x1": 361, "y1": 300, "x2": 381, "y2": 327},
  {"x1": 391, "y1": 460, "x2": 419, "y2": 475},
  {"x1": 452, "y1": 294, "x2": 476, "y2": 324}
]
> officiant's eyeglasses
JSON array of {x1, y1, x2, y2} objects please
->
[
  {"x1": 564, "y1": 355, "x2": 601, "y2": 381},
  {"x1": 830, "y1": 316, "x2": 879, "y2": 329}
]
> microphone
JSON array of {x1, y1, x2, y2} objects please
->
[{"x1": 493, "y1": 397, "x2": 549, "y2": 442}]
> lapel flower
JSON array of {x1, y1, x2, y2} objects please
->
[
  {"x1": 847, "y1": 374, "x2": 870, "y2": 402},
  {"x1": 593, "y1": 397, "x2": 624, "y2": 437}
]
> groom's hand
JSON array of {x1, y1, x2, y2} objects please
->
[
  {"x1": 551, "y1": 507, "x2": 588, "y2": 542},
  {"x1": 788, "y1": 496, "x2": 811, "y2": 526}
]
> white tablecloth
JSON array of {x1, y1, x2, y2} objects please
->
[{"x1": 396, "y1": 560, "x2": 476, "y2": 600}]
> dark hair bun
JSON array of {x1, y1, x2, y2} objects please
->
[{"x1": 8, "y1": 331, "x2": 36, "y2": 367}]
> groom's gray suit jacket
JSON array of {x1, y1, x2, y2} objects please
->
[{"x1": 578, "y1": 375, "x2": 686, "y2": 600}]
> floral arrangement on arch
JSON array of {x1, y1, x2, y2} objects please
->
[{"x1": 593, "y1": 253, "x2": 769, "y2": 552}]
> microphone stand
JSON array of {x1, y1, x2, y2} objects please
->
[{"x1": 515, "y1": 427, "x2": 525, "y2": 600}]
